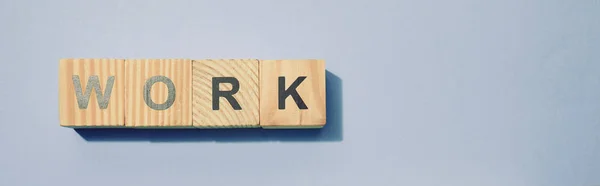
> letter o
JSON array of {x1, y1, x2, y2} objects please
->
[{"x1": 144, "y1": 76, "x2": 176, "y2": 110}]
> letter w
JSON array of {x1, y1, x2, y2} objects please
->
[{"x1": 72, "y1": 75, "x2": 115, "y2": 109}]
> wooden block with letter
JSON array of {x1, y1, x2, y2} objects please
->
[
  {"x1": 59, "y1": 59, "x2": 126, "y2": 127},
  {"x1": 259, "y1": 59, "x2": 326, "y2": 128},
  {"x1": 192, "y1": 59, "x2": 260, "y2": 128},
  {"x1": 125, "y1": 59, "x2": 192, "y2": 127}
]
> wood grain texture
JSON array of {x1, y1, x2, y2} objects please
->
[
  {"x1": 59, "y1": 59, "x2": 125, "y2": 127},
  {"x1": 259, "y1": 59, "x2": 326, "y2": 128},
  {"x1": 192, "y1": 59, "x2": 260, "y2": 128},
  {"x1": 125, "y1": 59, "x2": 192, "y2": 127}
]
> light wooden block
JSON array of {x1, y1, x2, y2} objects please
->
[
  {"x1": 59, "y1": 59, "x2": 125, "y2": 127},
  {"x1": 125, "y1": 59, "x2": 192, "y2": 127},
  {"x1": 259, "y1": 59, "x2": 326, "y2": 128},
  {"x1": 192, "y1": 59, "x2": 260, "y2": 128}
]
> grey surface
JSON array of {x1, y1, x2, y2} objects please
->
[{"x1": 1, "y1": 0, "x2": 599, "y2": 185}]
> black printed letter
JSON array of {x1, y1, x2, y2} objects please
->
[
  {"x1": 278, "y1": 76, "x2": 308, "y2": 110},
  {"x1": 212, "y1": 77, "x2": 241, "y2": 110}
]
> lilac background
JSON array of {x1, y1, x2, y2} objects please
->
[{"x1": 1, "y1": 0, "x2": 599, "y2": 185}]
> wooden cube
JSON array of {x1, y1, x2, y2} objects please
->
[
  {"x1": 259, "y1": 59, "x2": 326, "y2": 128},
  {"x1": 125, "y1": 59, "x2": 192, "y2": 127},
  {"x1": 59, "y1": 59, "x2": 125, "y2": 127},
  {"x1": 192, "y1": 59, "x2": 260, "y2": 128}
]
